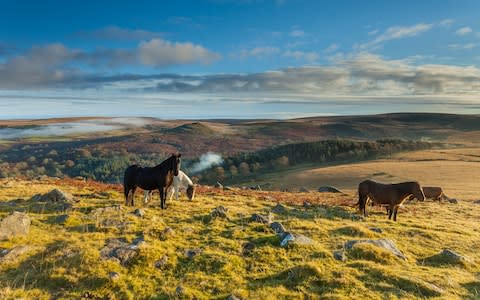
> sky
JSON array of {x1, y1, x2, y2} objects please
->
[{"x1": 0, "y1": 0, "x2": 479, "y2": 119}]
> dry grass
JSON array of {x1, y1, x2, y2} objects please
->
[{"x1": 0, "y1": 176, "x2": 479, "y2": 299}]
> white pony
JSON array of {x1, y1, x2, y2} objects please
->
[{"x1": 144, "y1": 170, "x2": 195, "y2": 203}]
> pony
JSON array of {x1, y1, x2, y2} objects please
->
[
  {"x1": 144, "y1": 170, "x2": 196, "y2": 202},
  {"x1": 357, "y1": 179, "x2": 425, "y2": 221},
  {"x1": 123, "y1": 153, "x2": 181, "y2": 209}
]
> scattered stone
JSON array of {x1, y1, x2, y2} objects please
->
[
  {"x1": 184, "y1": 248, "x2": 202, "y2": 259},
  {"x1": 91, "y1": 205, "x2": 121, "y2": 216},
  {"x1": 176, "y1": 286, "x2": 185, "y2": 296},
  {"x1": 271, "y1": 204, "x2": 287, "y2": 214},
  {"x1": 344, "y1": 239, "x2": 407, "y2": 260},
  {"x1": 210, "y1": 206, "x2": 229, "y2": 218},
  {"x1": 133, "y1": 208, "x2": 145, "y2": 218},
  {"x1": 54, "y1": 214, "x2": 70, "y2": 225},
  {"x1": 0, "y1": 245, "x2": 31, "y2": 265},
  {"x1": 227, "y1": 295, "x2": 242, "y2": 300},
  {"x1": 333, "y1": 250, "x2": 347, "y2": 262},
  {"x1": 439, "y1": 249, "x2": 470, "y2": 264},
  {"x1": 369, "y1": 227, "x2": 383, "y2": 233},
  {"x1": 131, "y1": 236, "x2": 146, "y2": 248},
  {"x1": 32, "y1": 188, "x2": 74, "y2": 202},
  {"x1": 280, "y1": 232, "x2": 315, "y2": 247},
  {"x1": 100, "y1": 238, "x2": 139, "y2": 266},
  {"x1": 159, "y1": 227, "x2": 174, "y2": 241},
  {"x1": 0, "y1": 212, "x2": 31, "y2": 240},
  {"x1": 108, "y1": 272, "x2": 120, "y2": 281},
  {"x1": 269, "y1": 222, "x2": 286, "y2": 235},
  {"x1": 318, "y1": 186, "x2": 342, "y2": 193},
  {"x1": 250, "y1": 213, "x2": 273, "y2": 224},
  {"x1": 448, "y1": 198, "x2": 458, "y2": 204},
  {"x1": 299, "y1": 187, "x2": 310, "y2": 193},
  {"x1": 242, "y1": 242, "x2": 256, "y2": 255},
  {"x1": 214, "y1": 182, "x2": 223, "y2": 189},
  {"x1": 154, "y1": 255, "x2": 169, "y2": 269}
]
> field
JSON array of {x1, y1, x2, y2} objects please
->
[{"x1": 0, "y1": 176, "x2": 479, "y2": 299}]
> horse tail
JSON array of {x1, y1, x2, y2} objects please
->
[{"x1": 124, "y1": 165, "x2": 139, "y2": 205}]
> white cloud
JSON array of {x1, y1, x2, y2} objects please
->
[
  {"x1": 448, "y1": 43, "x2": 477, "y2": 50},
  {"x1": 138, "y1": 38, "x2": 221, "y2": 67},
  {"x1": 368, "y1": 29, "x2": 379, "y2": 36},
  {"x1": 282, "y1": 50, "x2": 318, "y2": 62},
  {"x1": 324, "y1": 43, "x2": 339, "y2": 53},
  {"x1": 360, "y1": 23, "x2": 433, "y2": 50},
  {"x1": 439, "y1": 19, "x2": 454, "y2": 28},
  {"x1": 234, "y1": 46, "x2": 280, "y2": 58},
  {"x1": 289, "y1": 30, "x2": 305, "y2": 37},
  {"x1": 456, "y1": 26, "x2": 472, "y2": 36}
]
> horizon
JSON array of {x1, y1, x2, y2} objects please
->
[{"x1": 1, "y1": 0, "x2": 480, "y2": 119}]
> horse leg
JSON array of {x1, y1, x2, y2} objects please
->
[
  {"x1": 130, "y1": 187, "x2": 136, "y2": 206},
  {"x1": 388, "y1": 205, "x2": 393, "y2": 220},
  {"x1": 393, "y1": 206, "x2": 398, "y2": 222},
  {"x1": 144, "y1": 190, "x2": 150, "y2": 204},
  {"x1": 175, "y1": 187, "x2": 179, "y2": 201},
  {"x1": 125, "y1": 188, "x2": 130, "y2": 206},
  {"x1": 160, "y1": 187, "x2": 166, "y2": 210}
]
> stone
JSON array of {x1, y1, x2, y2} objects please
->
[
  {"x1": 33, "y1": 188, "x2": 74, "y2": 202},
  {"x1": 448, "y1": 198, "x2": 458, "y2": 204},
  {"x1": 108, "y1": 272, "x2": 120, "y2": 281},
  {"x1": 210, "y1": 206, "x2": 228, "y2": 218},
  {"x1": 54, "y1": 214, "x2": 70, "y2": 225},
  {"x1": 133, "y1": 208, "x2": 145, "y2": 217},
  {"x1": 333, "y1": 250, "x2": 347, "y2": 262},
  {"x1": 318, "y1": 186, "x2": 342, "y2": 193},
  {"x1": 154, "y1": 255, "x2": 169, "y2": 269},
  {"x1": 176, "y1": 286, "x2": 185, "y2": 296},
  {"x1": 242, "y1": 242, "x2": 256, "y2": 255},
  {"x1": 250, "y1": 213, "x2": 273, "y2": 224},
  {"x1": 344, "y1": 239, "x2": 407, "y2": 260},
  {"x1": 269, "y1": 222, "x2": 286, "y2": 235},
  {"x1": 0, "y1": 212, "x2": 31, "y2": 240},
  {"x1": 280, "y1": 232, "x2": 315, "y2": 247},
  {"x1": 159, "y1": 227, "x2": 174, "y2": 241},
  {"x1": 271, "y1": 204, "x2": 287, "y2": 214},
  {"x1": 0, "y1": 245, "x2": 31, "y2": 265},
  {"x1": 91, "y1": 205, "x2": 121, "y2": 216},
  {"x1": 439, "y1": 249, "x2": 470, "y2": 263},
  {"x1": 100, "y1": 238, "x2": 139, "y2": 266},
  {"x1": 184, "y1": 248, "x2": 202, "y2": 259},
  {"x1": 369, "y1": 227, "x2": 383, "y2": 233}
]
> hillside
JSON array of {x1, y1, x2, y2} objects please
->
[{"x1": 0, "y1": 178, "x2": 479, "y2": 299}]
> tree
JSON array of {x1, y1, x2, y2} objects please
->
[
  {"x1": 238, "y1": 162, "x2": 250, "y2": 175},
  {"x1": 229, "y1": 165, "x2": 238, "y2": 177}
]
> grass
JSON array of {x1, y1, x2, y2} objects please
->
[{"x1": 0, "y1": 178, "x2": 479, "y2": 299}]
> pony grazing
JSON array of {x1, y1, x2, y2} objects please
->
[
  {"x1": 144, "y1": 170, "x2": 196, "y2": 202},
  {"x1": 358, "y1": 179, "x2": 425, "y2": 221},
  {"x1": 123, "y1": 153, "x2": 181, "y2": 209}
]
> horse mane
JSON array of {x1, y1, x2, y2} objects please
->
[{"x1": 154, "y1": 155, "x2": 176, "y2": 170}]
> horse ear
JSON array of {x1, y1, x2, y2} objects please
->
[{"x1": 178, "y1": 153, "x2": 181, "y2": 158}]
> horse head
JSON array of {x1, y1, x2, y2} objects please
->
[
  {"x1": 412, "y1": 182, "x2": 425, "y2": 201},
  {"x1": 170, "y1": 153, "x2": 181, "y2": 176}
]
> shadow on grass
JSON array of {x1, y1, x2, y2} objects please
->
[
  {"x1": 461, "y1": 281, "x2": 480, "y2": 299},
  {"x1": 0, "y1": 240, "x2": 109, "y2": 299}
]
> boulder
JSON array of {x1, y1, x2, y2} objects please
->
[
  {"x1": 54, "y1": 214, "x2": 70, "y2": 225},
  {"x1": 439, "y1": 249, "x2": 468, "y2": 263},
  {"x1": 448, "y1": 198, "x2": 458, "y2": 204},
  {"x1": 269, "y1": 222, "x2": 286, "y2": 235},
  {"x1": 133, "y1": 208, "x2": 145, "y2": 218},
  {"x1": 280, "y1": 232, "x2": 315, "y2": 247},
  {"x1": 0, "y1": 245, "x2": 31, "y2": 265},
  {"x1": 0, "y1": 212, "x2": 31, "y2": 240},
  {"x1": 344, "y1": 239, "x2": 407, "y2": 260},
  {"x1": 210, "y1": 206, "x2": 229, "y2": 219},
  {"x1": 100, "y1": 238, "x2": 139, "y2": 266},
  {"x1": 271, "y1": 204, "x2": 287, "y2": 214},
  {"x1": 250, "y1": 213, "x2": 273, "y2": 224},
  {"x1": 318, "y1": 186, "x2": 342, "y2": 193},
  {"x1": 154, "y1": 255, "x2": 169, "y2": 269},
  {"x1": 32, "y1": 188, "x2": 74, "y2": 202},
  {"x1": 333, "y1": 250, "x2": 347, "y2": 262}
]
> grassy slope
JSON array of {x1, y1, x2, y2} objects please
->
[{"x1": 0, "y1": 178, "x2": 479, "y2": 299}]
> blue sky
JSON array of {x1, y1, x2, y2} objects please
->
[{"x1": 0, "y1": 0, "x2": 479, "y2": 119}]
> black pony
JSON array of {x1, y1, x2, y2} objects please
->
[{"x1": 123, "y1": 153, "x2": 181, "y2": 209}]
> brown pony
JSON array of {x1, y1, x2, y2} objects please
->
[
  {"x1": 358, "y1": 179, "x2": 425, "y2": 221},
  {"x1": 123, "y1": 153, "x2": 181, "y2": 209}
]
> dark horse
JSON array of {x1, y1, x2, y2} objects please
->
[
  {"x1": 123, "y1": 153, "x2": 181, "y2": 209},
  {"x1": 357, "y1": 179, "x2": 425, "y2": 221}
]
